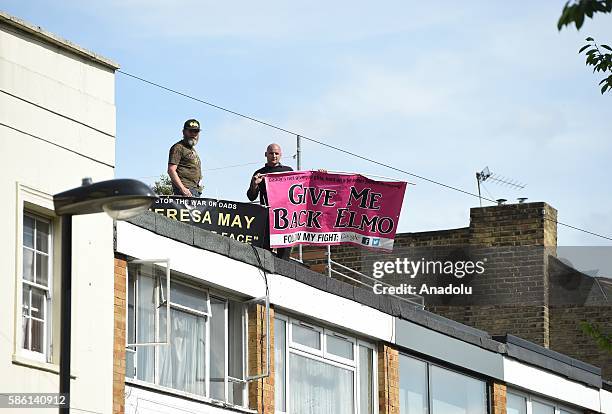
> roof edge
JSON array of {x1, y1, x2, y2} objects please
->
[{"x1": 0, "y1": 11, "x2": 120, "y2": 70}]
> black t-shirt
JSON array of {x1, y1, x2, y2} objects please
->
[{"x1": 247, "y1": 164, "x2": 293, "y2": 205}]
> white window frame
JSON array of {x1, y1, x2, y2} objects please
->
[
  {"x1": 289, "y1": 319, "x2": 324, "y2": 355},
  {"x1": 276, "y1": 313, "x2": 377, "y2": 414},
  {"x1": 507, "y1": 389, "x2": 581, "y2": 414},
  {"x1": 126, "y1": 259, "x2": 171, "y2": 348},
  {"x1": 356, "y1": 340, "x2": 378, "y2": 414},
  {"x1": 324, "y1": 329, "x2": 357, "y2": 366},
  {"x1": 399, "y1": 353, "x2": 489, "y2": 414},
  {"x1": 15, "y1": 184, "x2": 58, "y2": 366},
  {"x1": 126, "y1": 267, "x2": 247, "y2": 407},
  {"x1": 160, "y1": 279, "x2": 210, "y2": 395},
  {"x1": 225, "y1": 299, "x2": 248, "y2": 406},
  {"x1": 21, "y1": 213, "x2": 53, "y2": 362}
]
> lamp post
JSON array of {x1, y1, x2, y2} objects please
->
[{"x1": 53, "y1": 178, "x2": 157, "y2": 413}]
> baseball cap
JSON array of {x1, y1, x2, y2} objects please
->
[{"x1": 183, "y1": 119, "x2": 201, "y2": 131}]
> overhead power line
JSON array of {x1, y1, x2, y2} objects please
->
[
  {"x1": 116, "y1": 69, "x2": 612, "y2": 242},
  {"x1": 118, "y1": 70, "x2": 486, "y2": 199}
]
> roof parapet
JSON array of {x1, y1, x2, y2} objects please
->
[{"x1": 0, "y1": 11, "x2": 119, "y2": 70}]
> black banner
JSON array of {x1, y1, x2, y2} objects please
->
[{"x1": 151, "y1": 196, "x2": 267, "y2": 247}]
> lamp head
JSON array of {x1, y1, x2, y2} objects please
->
[{"x1": 54, "y1": 178, "x2": 158, "y2": 219}]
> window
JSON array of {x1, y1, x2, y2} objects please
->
[
  {"x1": 21, "y1": 213, "x2": 53, "y2": 361},
  {"x1": 275, "y1": 315, "x2": 376, "y2": 414},
  {"x1": 507, "y1": 390, "x2": 579, "y2": 414},
  {"x1": 507, "y1": 392, "x2": 526, "y2": 414},
  {"x1": 126, "y1": 262, "x2": 247, "y2": 407},
  {"x1": 399, "y1": 354, "x2": 487, "y2": 414}
]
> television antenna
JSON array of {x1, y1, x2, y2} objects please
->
[{"x1": 476, "y1": 166, "x2": 526, "y2": 207}]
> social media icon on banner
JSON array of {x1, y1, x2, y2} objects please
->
[
  {"x1": 362, "y1": 237, "x2": 370, "y2": 245},
  {"x1": 372, "y1": 238, "x2": 380, "y2": 246}
]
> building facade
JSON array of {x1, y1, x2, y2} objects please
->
[
  {"x1": 115, "y1": 212, "x2": 612, "y2": 414},
  {"x1": 0, "y1": 11, "x2": 118, "y2": 414}
]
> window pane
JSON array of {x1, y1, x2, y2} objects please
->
[
  {"x1": 126, "y1": 273, "x2": 136, "y2": 379},
  {"x1": 292, "y1": 323, "x2": 320, "y2": 349},
  {"x1": 228, "y1": 301, "x2": 244, "y2": 406},
  {"x1": 126, "y1": 349, "x2": 135, "y2": 379},
  {"x1": 327, "y1": 334, "x2": 353, "y2": 360},
  {"x1": 359, "y1": 346, "x2": 374, "y2": 414},
  {"x1": 210, "y1": 298, "x2": 226, "y2": 401},
  {"x1": 289, "y1": 353, "x2": 353, "y2": 414},
  {"x1": 136, "y1": 274, "x2": 155, "y2": 382},
  {"x1": 136, "y1": 274, "x2": 156, "y2": 344},
  {"x1": 275, "y1": 318, "x2": 286, "y2": 412},
  {"x1": 36, "y1": 220, "x2": 49, "y2": 253},
  {"x1": 399, "y1": 355, "x2": 428, "y2": 414},
  {"x1": 228, "y1": 301, "x2": 243, "y2": 379},
  {"x1": 159, "y1": 308, "x2": 207, "y2": 396},
  {"x1": 31, "y1": 319, "x2": 44, "y2": 353},
  {"x1": 22, "y1": 287, "x2": 30, "y2": 316},
  {"x1": 23, "y1": 248, "x2": 35, "y2": 282},
  {"x1": 127, "y1": 274, "x2": 135, "y2": 345},
  {"x1": 23, "y1": 215, "x2": 34, "y2": 248},
  {"x1": 30, "y1": 288, "x2": 45, "y2": 319},
  {"x1": 532, "y1": 401, "x2": 554, "y2": 414},
  {"x1": 507, "y1": 393, "x2": 526, "y2": 414},
  {"x1": 171, "y1": 281, "x2": 208, "y2": 313},
  {"x1": 36, "y1": 254, "x2": 49, "y2": 286},
  {"x1": 430, "y1": 366, "x2": 486, "y2": 414},
  {"x1": 228, "y1": 381, "x2": 244, "y2": 407},
  {"x1": 22, "y1": 318, "x2": 30, "y2": 349}
]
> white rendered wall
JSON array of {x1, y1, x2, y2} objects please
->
[
  {"x1": 503, "y1": 357, "x2": 601, "y2": 412},
  {"x1": 0, "y1": 21, "x2": 115, "y2": 414},
  {"x1": 601, "y1": 389, "x2": 612, "y2": 414},
  {"x1": 125, "y1": 385, "x2": 250, "y2": 414}
]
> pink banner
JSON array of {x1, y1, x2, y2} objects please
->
[{"x1": 265, "y1": 171, "x2": 407, "y2": 250}]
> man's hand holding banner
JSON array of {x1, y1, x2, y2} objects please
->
[{"x1": 265, "y1": 171, "x2": 407, "y2": 251}]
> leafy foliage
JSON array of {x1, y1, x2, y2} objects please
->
[
  {"x1": 558, "y1": 1, "x2": 611, "y2": 94},
  {"x1": 580, "y1": 321, "x2": 612, "y2": 352},
  {"x1": 579, "y1": 38, "x2": 612, "y2": 93},
  {"x1": 152, "y1": 174, "x2": 173, "y2": 195},
  {"x1": 557, "y1": 0, "x2": 612, "y2": 30}
]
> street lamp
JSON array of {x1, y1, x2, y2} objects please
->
[{"x1": 53, "y1": 178, "x2": 157, "y2": 413}]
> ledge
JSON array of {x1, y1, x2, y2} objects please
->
[
  {"x1": 126, "y1": 379, "x2": 256, "y2": 414},
  {"x1": 12, "y1": 354, "x2": 77, "y2": 379},
  {"x1": 0, "y1": 11, "x2": 119, "y2": 70}
]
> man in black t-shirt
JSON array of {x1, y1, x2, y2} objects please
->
[
  {"x1": 247, "y1": 143, "x2": 293, "y2": 205},
  {"x1": 247, "y1": 143, "x2": 293, "y2": 259}
]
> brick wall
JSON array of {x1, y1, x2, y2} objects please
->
[
  {"x1": 113, "y1": 255, "x2": 127, "y2": 414},
  {"x1": 248, "y1": 304, "x2": 275, "y2": 413},
  {"x1": 428, "y1": 305, "x2": 550, "y2": 346},
  {"x1": 491, "y1": 382, "x2": 507, "y2": 414},
  {"x1": 378, "y1": 343, "x2": 400, "y2": 414},
  {"x1": 299, "y1": 202, "x2": 612, "y2": 380},
  {"x1": 550, "y1": 305, "x2": 612, "y2": 381}
]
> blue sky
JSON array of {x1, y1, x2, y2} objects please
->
[{"x1": 4, "y1": 1, "x2": 612, "y2": 247}]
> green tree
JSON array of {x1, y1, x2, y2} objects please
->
[
  {"x1": 152, "y1": 174, "x2": 173, "y2": 195},
  {"x1": 557, "y1": 0, "x2": 612, "y2": 94}
]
